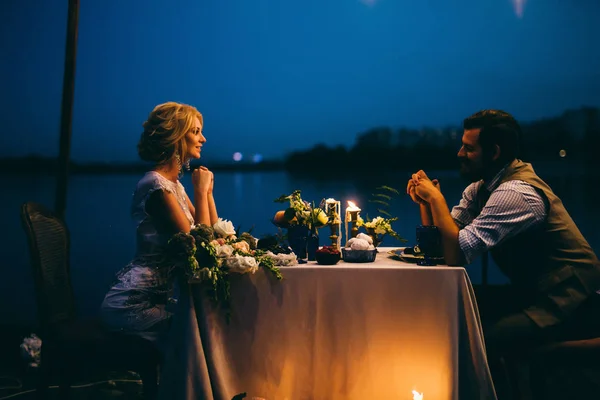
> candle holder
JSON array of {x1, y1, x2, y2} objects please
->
[
  {"x1": 329, "y1": 223, "x2": 340, "y2": 250},
  {"x1": 348, "y1": 210, "x2": 360, "y2": 238},
  {"x1": 325, "y1": 199, "x2": 341, "y2": 250}
]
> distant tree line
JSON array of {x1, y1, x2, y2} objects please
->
[
  {"x1": 3, "y1": 106, "x2": 599, "y2": 176},
  {"x1": 284, "y1": 106, "x2": 600, "y2": 174}
]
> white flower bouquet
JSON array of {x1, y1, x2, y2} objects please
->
[{"x1": 167, "y1": 218, "x2": 283, "y2": 321}]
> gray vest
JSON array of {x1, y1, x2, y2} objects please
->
[{"x1": 486, "y1": 160, "x2": 600, "y2": 327}]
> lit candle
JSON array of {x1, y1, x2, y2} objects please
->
[
  {"x1": 346, "y1": 201, "x2": 361, "y2": 219},
  {"x1": 412, "y1": 390, "x2": 423, "y2": 400},
  {"x1": 345, "y1": 201, "x2": 361, "y2": 240}
]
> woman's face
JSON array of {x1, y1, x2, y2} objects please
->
[{"x1": 185, "y1": 117, "x2": 206, "y2": 160}]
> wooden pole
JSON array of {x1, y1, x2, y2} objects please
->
[{"x1": 55, "y1": 0, "x2": 80, "y2": 220}]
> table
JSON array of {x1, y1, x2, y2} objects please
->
[{"x1": 158, "y1": 247, "x2": 497, "y2": 400}]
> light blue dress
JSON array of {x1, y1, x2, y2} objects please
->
[{"x1": 100, "y1": 171, "x2": 194, "y2": 348}]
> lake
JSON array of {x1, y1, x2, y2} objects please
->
[{"x1": 2, "y1": 165, "x2": 599, "y2": 327}]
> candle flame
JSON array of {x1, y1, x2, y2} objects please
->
[{"x1": 412, "y1": 390, "x2": 423, "y2": 400}]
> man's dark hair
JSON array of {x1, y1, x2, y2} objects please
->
[{"x1": 463, "y1": 109, "x2": 522, "y2": 163}]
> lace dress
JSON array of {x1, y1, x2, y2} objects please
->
[{"x1": 100, "y1": 171, "x2": 194, "y2": 347}]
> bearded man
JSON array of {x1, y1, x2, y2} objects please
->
[{"x1": 407, "y1": 109, "x2": 600, "y2": 399}]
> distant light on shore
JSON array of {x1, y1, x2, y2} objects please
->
[
  {"x1": 559, "y1": 149, "x2": 567, "y2": 158},
  {"x1": 359, "y1": 0, "x2": 377, "y2": 6},
  {"x1": 233, "y1": 152, "x2": 243, "y2": 162},
  {"x1": 252, "y1": 154, "x2": 263, "y2": 163},
  {"x1": 511, "y1": 0, "x2": 526, "y2": 18}
]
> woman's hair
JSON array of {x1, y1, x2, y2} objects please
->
[{"x1": 137, "y1": 102, "x2": 203, "y2": 165}]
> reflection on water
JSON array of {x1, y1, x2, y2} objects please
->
[{"x1": 1, "y1": 167, "x2": 599, "y2": 325}]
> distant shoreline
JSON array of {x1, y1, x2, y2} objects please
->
[
  {"x1": 0, "y1": 157, "x2": 287, "y2": 175},
  {"x1": 3, "y1": 105, "x2": 599, "y2": 176},
  {"x1": 0, "y1": 157, "x2": 595, "y2": 180}
]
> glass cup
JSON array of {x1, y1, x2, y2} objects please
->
[{"x1": 416, "y1": 225, "x2": 442, "y2": 266}]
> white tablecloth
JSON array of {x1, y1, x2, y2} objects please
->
[{"x1": 158, "y1": 247, "x2": 497, "y2": 400}]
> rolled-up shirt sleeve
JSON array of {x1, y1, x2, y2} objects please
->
[
  {"x1": 458, "y1": 181, "x2": 548, "y2": 265},
  {"x1": 451, "y1": 182, "x2": 479, "y2": 229}
]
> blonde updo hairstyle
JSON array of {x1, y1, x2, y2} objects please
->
[{"x1": 137, "y1": 102, "x2": 203, "y2": 166}]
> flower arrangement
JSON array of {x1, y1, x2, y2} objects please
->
[
  {"x1": 167, "y1": 218, "x2": 286, "y2": 320},
  {"x1": 20, "y1": 334, "x2": 42, "y2": 368},
  {"x1": 358, "y1": 185, "x2": 407, "y2": 246},
  {"x1": 357, "y1": 216, "x2": 405, "y2": 246},
  {"x1": 273, "y1": 190, "x2": 329, "y2": 230}
]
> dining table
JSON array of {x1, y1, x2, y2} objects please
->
[{"x1": 157, "y1": 246, "x2": 497, "y2": 400}]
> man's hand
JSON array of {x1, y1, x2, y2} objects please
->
[
  {"x1": 407, "y1": 170, "x2": 440, "y2": 204},
  {"x1": 407, "y1": 182, "x2": 427, "y2": 205},
  {"x1": 414, "y1": 178, "x2": 442, "y2": 203}
]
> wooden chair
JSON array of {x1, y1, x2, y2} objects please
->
[
  {"x1": 20, "y1": 202, "x2": 162, "y2": 399},
  {"x1": 527, "y1": 337, "x2": 600, "y2": 399}
]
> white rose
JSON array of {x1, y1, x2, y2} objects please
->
[
  {"x1": 226, "y1": 254, "x2": 259, "y2": 274},
  {"x1": 356, "y1": 233, "x2": 373, "y2": 244},
  {"x1": 213, "y1": 218, "x2": 236, "y2": 238},
  {"x1": 232, "y1": 240, "x2": 250, "y2": 253},
  {"x1": 215, "y1": 244, "x2": 234, "y2": 258}
]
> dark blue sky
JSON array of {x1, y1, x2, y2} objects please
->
[{"x1": 2, "y1": 0, "x2": 599, "y2": 162}]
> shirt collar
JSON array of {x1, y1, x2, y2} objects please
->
[{"x1": 482, "y1": 163, "x2": 509, "y2": 192}]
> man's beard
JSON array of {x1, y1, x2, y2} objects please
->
[
  {"x1": 459, "y1": 157, "x2": 501, "y2": 182},
  {"x1": 459, "y1": 158, "x2": 482, "y2": 182}
]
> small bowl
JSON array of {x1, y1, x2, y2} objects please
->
[
  {"x1": 342, "y1": 248, "x2": 377, "y2": 263},
  {"x1": 315, "y1": 250, "x2": 341, "y2": 265}
]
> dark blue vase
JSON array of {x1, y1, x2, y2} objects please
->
[
  {"x1": 288, "y1": 225, "x2": 309, "y2": 260},
  {"x1": 307, "y1": 228, "x2": 319, "y2": 261}
]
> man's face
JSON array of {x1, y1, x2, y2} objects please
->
[{"x1": 457, "y1": 128, "x2": 486, "y2": 182}]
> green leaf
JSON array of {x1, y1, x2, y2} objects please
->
[
  {"x1": 274, "y1": 194, "x2": 290, "y2": 203},
  {"x1": 377, "y1": 185, "x2": 400, "y2": 194},
  {"x1": 378, "y1": 209, "x2": 392, "y2": 217},
  {"x1": 368, "y1": 199, "x2": 389, "y2": 206},
  {"x1": 372, "y1": 193, "x2": 392, "y2": 201}
]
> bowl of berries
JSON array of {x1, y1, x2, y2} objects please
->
[{"x1": 315, "y1": 246, "x2": 341, "y2": 265}]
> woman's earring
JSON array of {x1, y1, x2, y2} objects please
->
[
  {"x1": 175, "y1": 153, "x2": 182, "y2": 171},
  {"x1": 184, "y1": 159, "x2": 191, "y2": 171}
]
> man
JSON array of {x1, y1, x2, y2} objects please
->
[{"x1": 407, "y1": 109, "x2": 600, "y2": 398}]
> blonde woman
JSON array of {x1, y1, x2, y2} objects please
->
[{"x1": 100, "y1": 102, "x2": 218, "y2": 348}]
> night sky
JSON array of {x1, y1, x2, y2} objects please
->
[{"x1": 2, "y1": 0, "x2": 599, "y2": 163}]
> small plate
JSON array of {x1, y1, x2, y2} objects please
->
[
  {"x1": 388, "y1": 248, "x2": 444, "y2": 264},
  {"x1": 388, "y1": 248, "x2": 420, "y2": 262}
]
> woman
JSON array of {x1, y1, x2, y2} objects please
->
[{"x1": 100, "y1": 101, "x2": 218, "y2": 348}]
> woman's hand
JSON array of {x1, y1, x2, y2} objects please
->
[
  {"x1": 192, "y1": 166, "x2": 213, "y2": 194},
  {"x1": 208, "y1": 169, "x2": 214, "y2": 195}
]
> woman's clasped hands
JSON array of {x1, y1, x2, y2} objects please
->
[{"x1": 193, "y1": 166, "x2": 214, "y2": 194}]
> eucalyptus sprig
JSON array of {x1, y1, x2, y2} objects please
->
[
  {"x1": 368, "y1": 185, "x2": 401, "y2": 217},
  {"x1": 362, "y1": 185, "x2": 407, "y2": 244}
]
